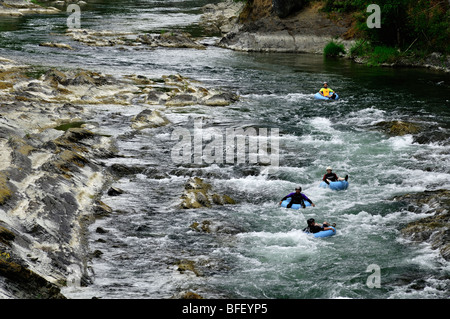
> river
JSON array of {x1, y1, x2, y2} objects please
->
[{"x1": 1, "y1": 0, "x2": 449, "y2": 299}]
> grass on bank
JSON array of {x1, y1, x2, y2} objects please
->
[
  {"x1": 321, "y1": 0, "x2": 449, "y2": 66},
  {"x1": 349, "y1": 39, "x2": 401, "y2": 66},
  {"x1": 324, "y1": 41, "x2": 346, "y2": 57}
]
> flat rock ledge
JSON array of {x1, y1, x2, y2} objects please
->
[{"x1": 0, "y1": 0, "x2": 59, "y2": 16}]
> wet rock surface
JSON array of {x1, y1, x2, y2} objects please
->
[
  {"x1": 0, "y1": 56, "x2": 239, "y2": 298},
  {"x1": 0, "y1": 96, "x2": 112, "y2": 298},
  {"x1": 180, "y1": 177, "x2": 236, "y2": 209},
  {"x1": 394, "y1": 190, "x2": 450, "y2": 261},
  {"x1": 130, "y1": 109, "x2": 170, "y2": 130},
  {"x1": 2, "y1": 61, "x2": 238, "y2": 108},
  {"x1": 374, "y1": 120, "x2": 422, "y2": 137},
  {"x1": 0, "y1": 0, "x2": 60, "y2": 16},
  {"x1": 137, "y1": 32, "x2": 206, "y2": 50},
  {"x1": 373, "y1": 120, "x2": 449, "y2": 145},
  {"x1": 65, "y1": 28, "x2": 207, "y2": 50}
]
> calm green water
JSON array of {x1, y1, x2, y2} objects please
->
[{"x1": 1, "y1": 0, "x2": 449, "y2": 299}]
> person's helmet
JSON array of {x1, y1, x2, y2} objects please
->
[
  {"x1": 307, "y1": 218, "x2": 315, "y2": 225},
  {"x1": 295, "y1": 187, "x2": 302, "y2": 191}
]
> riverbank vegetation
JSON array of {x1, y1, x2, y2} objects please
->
[
  {"x1": 321, "y1": 0, "x2": 450, "y2": 66},
  {"x1": 323, "y1": 40, "x2": 346, "y2": 57},
  {"x1": 233, "y1": 1, "x2": 449, "y2": 66}
]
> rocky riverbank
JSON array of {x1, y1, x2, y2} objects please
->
[
  {"x1": 395, "y1": 190, "x2": 450, "y2": 261},
  {"x1": 0, "y1": 0, "x2": 60, "y2": 16},
  {"x1": 202, "y1": 1, "x2": 450, "y2": 72},
  {"x1": 0, "y1": 58, "x2": 112, "y2": 298},
  {"x1": 0, "y1": 56, "x2": 238, "y2": 298},
  {"x1": 208, "y1": 0, "x2": 355, "y2": 54}
]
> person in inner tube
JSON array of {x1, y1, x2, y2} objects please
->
[
  {"x1": 323, "y1": 166, "x2": 348, "y2": 185},
  {"x1": 319, "y1": 82, "x2": 337, "y2": 99},
  {"x1": 303, "y1": 218, "x2": 336, "y2": 234},
  {"x1": 279, "y1": 187, "x2": 316, "y2": 209}
]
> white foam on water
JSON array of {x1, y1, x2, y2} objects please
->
[
  {"x1": 44, "y1": 4, "x2": 450, "y2": 299},
  {"x1": 285, "y1": 92, "x2": 315, "y2": 101},
  {"x1": 387, "y1": 134, "x2": 415, "y2": 149},
  {"x1": 345, "y1": 107, "x2": 387, "y2": 126}
]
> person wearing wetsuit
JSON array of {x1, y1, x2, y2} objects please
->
[
  {"x1": 323, "y1": 166, "x2": 348, "y2": 185},
  {"x1": 279, "y1": 187, "x2": 315, "y2": 209},
  {"x1": 303, "y1": 218, "x2": 335, "y2": 234}
]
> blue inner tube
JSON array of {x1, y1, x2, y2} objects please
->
[
  {"x1": 308, "y1": 226, "x2": 336, "y2": 238},
  {"x1": 319, "y1": 181, "x2": 349, "y2": 191},
  {"x1": 280, "y1": 197, "x2": 311, "y2": 210},
  {"x1": 314, "y1": 92, "x2": 339, "y2": 100}
]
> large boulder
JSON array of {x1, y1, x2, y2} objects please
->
[
  {"x1": 180, "y1": 177, "x2": 235, "y2": 209},
  {"x1": 374, "y1": 120, "x2": 421, "y2": 136}
]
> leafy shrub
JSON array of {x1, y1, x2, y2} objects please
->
[
  {"x1": 324, "y1": 41, "x2": 346, "y2": 57},
  {"x1": 350, "y1": 39, "x2": 370, "y2": 57},
  {"x1": 367, "y1": 46, "x2": 400, "y2": 66},
  {"x1": 321, "y1": 0, "x2": 450, "y2": 54}
]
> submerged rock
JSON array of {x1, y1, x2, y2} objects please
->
[
  {"x1": 175, "y1": 259, "x2": 203, "y2": 276},
  {"x1": 137, "y1": 32, "x2": 206, "y2": 50},
  {"x1": 374, "y1": 120, "x2": 422, "y2": 136},
  {"x1": 39, "y1": 42, "x2": 74, "y2": 50},
  {"x1": 43, "y1": 69, "x2": 115, "y2": 87},
  {"x1": 66, "y1": 28, "x2": 206, "y2": 50},
  {"x1": 395, "y1": 190, "x2": 450, "y2": 261},
  {"x1": 190, "y1": 220, "x2": 212, "y2": 233},
  {"x1": 107, "y1": 187, "x2": 124, "y2": 196},
  {"x1": 65, "y1": 29, "x2": 134, "y2": 47},
  {"x1": 131, "y1": 109, "x2": 170, "y2": 130},
  {"x1": 373, "y1": 120, "x2": 448, "y2": 145},
  {"x1": 107, "y1": 163, "x2": 147, "y2": 178},
  {"x1": 93, "y1": 201, "x2": 113, "y2": 217},
  {"x1": 166, "y1": 94, "x2": 198, "y2": 107},
  {"x1": 189, "y1": 218, "x2": 243, "y2": 235},
  {"x1": 180, "y1": 177, "x2": 236, "y2": 209},
  {"x1": 204, "y1": 92, "x2": 239, "y2": 106},
  {"x1": 412, "y1": 125, "x2": 450, "y2": 146}
]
